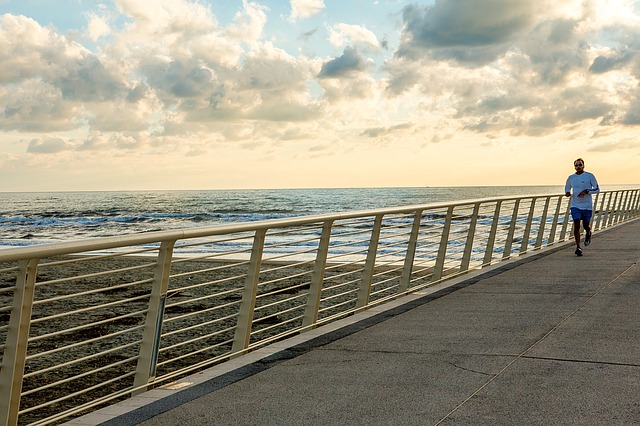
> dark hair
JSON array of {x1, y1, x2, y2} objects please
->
[{"x1": 574, "y1": 158, "x2": 584, "y2": 166}]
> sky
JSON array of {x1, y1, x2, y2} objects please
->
[{"x1": 1, "y1": 0, "x2": 639, "y2": 191}]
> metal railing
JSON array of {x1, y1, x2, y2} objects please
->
[{"x1": 1, "y1": 189, "x2": 639, "y2": 425}]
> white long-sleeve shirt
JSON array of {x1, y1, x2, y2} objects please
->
[{"x1": 565, "y1": 172, "x2": 599, "y2": 210}]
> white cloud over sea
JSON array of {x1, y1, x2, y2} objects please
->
[{"x1": 0, "y1": 0, "x2": 639, "y2": 191}]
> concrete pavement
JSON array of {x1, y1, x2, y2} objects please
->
[{"x1": 71, "y1": 218, "x2": 640, "y2": 425}]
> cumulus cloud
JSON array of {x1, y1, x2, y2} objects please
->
[
  {"x1": 589, "y1": 50, "x2": 636, "y2": 73},
  {"x1": 396, "y1": 0, "x2": 543, "y2": 63},
  {"x1": 381, "y1": 0, "x2": 640, "y2": 140},
  {"x1": 328, "y1": 23, "x2": 380, "y2": 50},
  {"x1": 318, "y1": 46, "x2": 369, "y2": 78},
  {"x1": 27, "y1": 137, "x2": 75, "y2": 154},
  {"x1": 361, "y1": 123, "x2": 413, "y2": 138},
  {"x1": 289, "y1": 0, "x2": 325, "y2": 22}
]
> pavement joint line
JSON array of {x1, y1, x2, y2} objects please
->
[
  {"x1": 517, "y1": 355, "x2": 640, "y2": 368},
  {"x1": 434, "y1": 245, "x2": 640, "y2": 425}
]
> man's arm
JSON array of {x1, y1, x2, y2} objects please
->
[{"x1": 588, "y1": 173, "x2": 600, "y2": 194}]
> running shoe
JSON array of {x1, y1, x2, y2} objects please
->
[
  {"x1": 575, "y1": 247, "x2": 583, "y2": 256},
  {"x1": 584, "y1": 232, "x2": 591, "y2": 246}
]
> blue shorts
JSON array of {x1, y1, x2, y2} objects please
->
[{"x1": 570, "y1": 207, "x2": 592, "y2": 223}]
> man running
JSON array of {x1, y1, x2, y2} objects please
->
[{"x1": 565, "y1": 158, "x2": 599, "y2": 257}]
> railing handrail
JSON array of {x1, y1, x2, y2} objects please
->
[{"x1": 0, "y1": 192, "x2": 566, "y2": 262}]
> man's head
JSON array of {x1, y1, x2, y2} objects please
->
[{"x1": 574, "y1": 158, "x2": 585, "y2": 174}]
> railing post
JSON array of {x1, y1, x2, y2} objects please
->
[
  {"x1": 590, "y1": 192, "x2": 600, "y2": 230},
  {"x1": 519, "y1": 198, "x2": 537, "y2": 255},
  {"x1": 399, "y1": 211, "x2": 424, "y2": 292},
  {"x1": 612, "y1": 191, "x2": 623, "y2": 224},
  {"x1": 433, "y1": 206, "x2": 454, "y2": 280},
  {"x1": 231, "y1": 229, "x2": 266, "y2": 355},
  {"x1": 594, "y1": 191, "x2": 607, "y2": 231},
  {"x1": 483, "y1": 201, "x2": 502, "y2": 267},
  {"x1": 559, "y1": 198, "x2": 572, "y2": 241},
  {"x1": 547, "y1": 196, "x2": 563, "y2": 245},
  {"x1": 460, "y1": 203, "x2": 480, "y2": 272},
  {"x1": 0, "y1": 258, "x2": 39, "y2": 426},
  {"x1": 606, "y1": 192, "x2": 618, "y2": 227},
  {"x1": 356, "y1": 215, "x2": 383, "y2": 309},
  {"x1": 302, "y1": 221, "x2": 333, "y2": 327},
  {"x1": 534, "y1": 196, "x2": 551, "y2": 249},
  {"x1": 503, "y1": 199, "x2": 521, "y2": 259},
  {"x1": 133, "y1": 240, "x2": 175, "y2": 395},
  {"x1": 620, "y1": 191, "x2": 631, "y2": 222},
  {"x1": 632, "y1": 190, "x2": 640, "y2": 217},
  {"x1": 626, "y1": 190, "x2": 636, "y2": 220},
  {"x1": 627, "y1": 191, "x2": 635, "y2": 219}
]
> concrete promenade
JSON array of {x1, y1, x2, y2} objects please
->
[{"x1": 74, "y1": 219, "x2": 640, "y2": 425}]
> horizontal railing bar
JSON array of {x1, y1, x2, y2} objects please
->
[
  {"x1": 20, "y1": 370, "x2": 137, "y2": 416},
  {"x1": 35, "y1": 263, "x2": 155, "y2": 286},
  {"x1": 261, "y1": 247, "x2": 321, "y2": 262},
  {"x1": 325, "y1": 248, "x2": 370, "y2": 262},
  {"x1": 317, "y1": 298, "x2": 355, "y2": 314},
  {"x1": 264, "y1": 224, "x2": 325, "y2": 237},
  {"x1": 254, "y1": 293, "x2": 307, "y2": 312},
  {"x1": 156, "y1": 337, "x2": 234, "y2": 367},
  {"x1": 250, "y1": 315, "x2": 304, "y2": 337},
  {"x1": 371, "y1": 264, "x2": 404, "y2": 278},
  {"x1": 158, "y1": 326, "x2": 236, "y2": 353},
  {"x1": 0, "y1": 194, "x2": 564, "y2": 263},
  {"x1": 24, "y1": 340, "x2": 140, "y2": 381},
  {"x1": 256, "y1": 283, "x2": 311, "y2": 301},
  {"x1": 370, "y1": 285, "x2": 400, "y2": 298},
  {"x1": 167, "y1": 275, "x2": 248, "y2": 294},
  {"x1": 161, "y1": 312, "x2": 238, "y2": 338},
  {"x1": 32, "y1": 279, "x2": 152, "y2": 307},
  {"x1": 320, "y1": 288, "x2": 359, "y2": 303},
  {"x1": 22, "y1": 355, "x2": 138, "y2": 397},
  {"x1": 322, "y1": 269, "x2": 361, "y2": 284},
  {"x1": 169, "y1": 261, "x2": 249, "y2": 278},
  {"x1": 370, "y1": 276, "x2": 401, "y2": 289},
  {"x1": 30, "y1": 293, "x2": 150, "y2": 324},
  {"x1": 263, "y1": 237, "x2": 321, "y2": 251},
  {"x1": 257, "y1": 269, "x2": 314, "y2": 287},
  {"x1": 163, "y1": 291, "x2": 242, "y2": 316},
  {"x1": 27, "y1": 310, "x2": 147, "y2": 346}
]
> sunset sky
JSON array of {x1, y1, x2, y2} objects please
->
[{"x1": 1, "y1": 0, "x2": 639, "y2": 191}]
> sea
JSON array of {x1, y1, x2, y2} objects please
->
[{"x1": 1, "y1": 185, "x2": 637, "y2": 249}]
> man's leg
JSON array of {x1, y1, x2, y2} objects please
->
[
  {"x1": 583, "y1": 211, "x2": 593, "y2": 246},
  {"x1": 573, "y1": 219, "x2": 582, "y2": 247},
  {"x1": 573, "y1": 219, "x2": 583, "y2": 256},
  {"x1": 583, "y1": 220, "x2": 591, "y2": 246}
]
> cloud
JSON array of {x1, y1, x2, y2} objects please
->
[
  {"x1": 289, "y1": 0, "x2": 325, "y2": 22},
  {"x1": 318, "y1": 46, "x2": 369, "y2": 78},
  {"x1": 396, "y1": 0, "x2": 543, "y2": 63},
  {"x1": 328, "y1": 23, "x2": 380, "y2": 50},
  {"x1": 27, "y1": 137, "x2": 74, "y2": 154},
  {"x1": 589, "y1": 50, "x2": 636, "y2": 73},
  {"x1": 587, "y1": 138, "x2": 640, "y2": 152},
  {"x1": 361, "y1": 123, "x2": 413, "y2": 138},
  {"x1": 87, "y1": 13, "x2": 111, "y2": 41}
]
